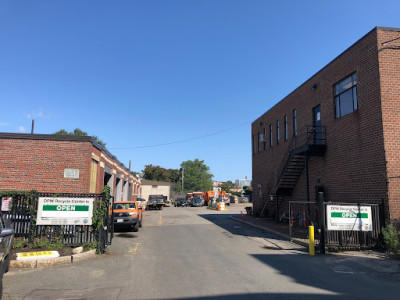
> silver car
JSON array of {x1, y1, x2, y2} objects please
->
[{"x1": 0, "y1": 212, "x2": 14, "y2": 296}]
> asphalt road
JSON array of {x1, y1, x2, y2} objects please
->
[{"x1": 3, "y1": 204, "x2": 400, "y2": 299}]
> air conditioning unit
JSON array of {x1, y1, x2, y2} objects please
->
[{"x1": 259, "y1": 134, "x2": 265, "y2": 142}]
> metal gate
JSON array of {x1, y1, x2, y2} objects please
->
[
  {"x1": 324, "y1": 202, "x2": 381, "y2": 250},
  {"x1": 289, "y1": 200, "x2": 382, "y2": 252},
  {"x1": 289, "y1": 201, "x2": 320, "y2": 247}
]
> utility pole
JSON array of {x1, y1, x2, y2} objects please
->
[{"x1": 181, "y1": 168, "x2": 185, "y2": 195}]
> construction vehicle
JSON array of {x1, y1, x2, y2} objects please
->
[
  {"x1": 203, "y1": 191, "x2": 215, "y2": 206},
  {"x1": 186, "y1": 193, "x2": 193, "y2": 203},
  {"x1": 191, "y1": 192, "x2": 205, "y2": 206},
  {"x1": 218, "y1": 191, "x2": 230, "y2": 206}
]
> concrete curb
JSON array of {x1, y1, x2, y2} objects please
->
[
  {"x1": 228, "y1": 216, "x2": 308, "y2": 248},
  {"x1": 10, "y1": 249, "x2": 97, "y2": 269}
]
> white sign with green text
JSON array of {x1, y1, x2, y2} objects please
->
[
  {"x1": 326, "y1": 205, "x2": 372, "y2": 231},
  {"x1": 37, "y1": 197, "x2": 94, "y2": 225}
]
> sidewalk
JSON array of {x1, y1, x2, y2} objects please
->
[
  {"x1": 229, "y1": 214, "x2": 308, "y2": 247},
  {"x1": 229, "y1": 212, "x2": 400, "y2": 274}
]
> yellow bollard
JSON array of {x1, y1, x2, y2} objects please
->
[{"x1": 309, "y1": 225, "x2": 315, "y2": 256}]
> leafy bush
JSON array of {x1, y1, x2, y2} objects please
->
[
  {"x1": 82, "y1": 241, "x2": 100, "y2": 251},
  {"x1": 12, "y1": 238, "x2": 29, "y2": 249},
  {"x1": 382, "y1": 224, "x2": 400, "y2": 255},
  {"x1": 29, "y1": 237, "x2": 65, "y2": 250}
]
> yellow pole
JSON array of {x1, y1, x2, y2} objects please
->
[{"x1": 309, "y1": 226, "x2": 315, "y2": 256}]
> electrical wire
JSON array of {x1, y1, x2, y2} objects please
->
[{"x1": 108, "y1": 121, "x2": 251, "y2": 150}]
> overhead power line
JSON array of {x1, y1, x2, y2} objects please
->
[{"x1": 109, "y1": 121, "x2": 251, "y2": 150}]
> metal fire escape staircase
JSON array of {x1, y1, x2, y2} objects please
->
[{"x1": 260, "y1": 126, "x2": 327, "y2": 218}]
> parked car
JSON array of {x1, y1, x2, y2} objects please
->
[
  {"x1": 174, "y1": 198, "x2": 189, "y2": 207},
  {"x1": 112, "y1": 201, "x2": 142, "y2": 232},
  {"x1": 191, "y1": 196, "x2": 204, "y2": 207},
  {"x1": 0, "y1": 211, "x2": 14, "y2": 295},
  {"x1": 164, "y1": 198, "x2": 172, "y2": 207},
  {"x1": 238, "y1": 196, "x2": 250, "y2": 203}
]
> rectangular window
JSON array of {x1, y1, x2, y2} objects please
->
[
  {"x1": 293, "y1": 109, "x2": 297, "y2": 136},
  {"x1": 276, "y1": 120, "x2": 280, "y2": 144},
  {"x1": 252, "y1": 135, "x2": 256, "y2": 154},
  {"x1": 264, "y1": 128, "x2": 267, "y2": 150},
  {"x1": 284, "y1": 115, "x2": 288, "y2": 141},
  {"x1": 269, "y1": 125, "x2": 273, "y2": 147},
  {"x1": 258, "y1": 132, "x2": 261, "y2": 152},
  {"x1": 334, "y1": 73, "x2": 357, "y2": 118}
]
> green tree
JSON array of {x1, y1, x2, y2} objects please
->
[
  {"x1": 243, "y1": 185, "x2": 253, "y2": 196},
  {"x1": 181, "y1": 159, "x2": 213, "y2": 192},
  {"x1": 53, "y1": 128, "x2": 106, "y2": 147},
  {"x1": 142, "y1": 164, "x2": 177, "y2": 182},
  {"x1": 220, "y1": 180, "x2": 234, "y2": 193}
]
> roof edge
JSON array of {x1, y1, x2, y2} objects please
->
[
  {"x1": 252, "y1": 26, "x2": 395, "y2": 125},
  {"x1": 0, "y1": 132, "x2": 137, "y2": 178}
]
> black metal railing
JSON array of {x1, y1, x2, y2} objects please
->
[
  {"x1": 259, "y1": 172, "x2": 276, "y2": 216},
  {"x1": 324, "y1": 203, "x2": 381, "y2": 249},
  {"x1": 1, "y1": 192, "x2": 113, "y2": 253},
  {"x1": 276, "y1": 126, "x2": 326, "y2": 186}
]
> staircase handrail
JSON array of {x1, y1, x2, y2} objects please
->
[
  {"x1": 276, "y1": 126, "x2": 326, "y2": 186},
  {"x1": 259, "y1": 172, "x2": 276, "y2": 216}
]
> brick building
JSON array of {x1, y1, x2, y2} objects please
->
[
  {"x1": 252, "y1": 27, "x2": 400, "y2": 221},
  {"x1": 0, "y1": 132, "x2": 141, "y2": 201}
]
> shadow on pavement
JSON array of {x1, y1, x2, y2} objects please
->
[
  {"x1": 198, "y1": 213, "x2": 288, "y2": 243},
  {"x1": 143, "y1": 293, "x2": 341, "y2": 300},
  {"x1": 250, "y1": 253, "x2": 400, "y2": 299},
  {"x1": 113, "y1": 228, "x2": 139, "y2": 238},
  {"x1": 113, "y1": 233, "x2": 138, "y2": 239}
]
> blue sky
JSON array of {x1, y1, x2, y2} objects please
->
[{"x1": 1, "y1": 1, "x2": 399, "y2": 181}]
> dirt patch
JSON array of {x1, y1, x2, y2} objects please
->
[{"x1": 11, "y1": 247, "x2": 73, "y2": 260}]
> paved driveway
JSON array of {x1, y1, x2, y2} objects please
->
[{"x1": 3, "y1": 204, "x2": 400, "y2": 299}]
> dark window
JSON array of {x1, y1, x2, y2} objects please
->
[
  {"x1": 252, "y1": 135, "x2": 256, "y2": 154},
  {"x1": 264, "y1": 128, "x2": 267, "y2": 150},
  {"x1": 258, "y1": 132, "x2": 261, "y2": 152},
  {"x1": 334, "y1": 73, "x2": 357, "y2": 118},
  {"x1": 284, "y1": 115, "x2": 288, "y2": 140},
  {"x1": 293, "y1": 109, "x2": 297, "y2": 136},
  {"x1": 276, "y1": 120, "x2": 280, "y2": 144},
  {"x1": 269, "y1": 125, "x2": 273, "y2": 147}
]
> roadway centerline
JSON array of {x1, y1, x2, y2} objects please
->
[{"x1": 129, "y1": 243, "x2": 141, "y2": 255}]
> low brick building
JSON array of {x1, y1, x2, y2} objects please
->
[
  {"x1": 252, "y1": 27, "x2": 400, "y2": 221},
  {"x1": 0, "y1": 133, "x2": 141, "y2": 201}
]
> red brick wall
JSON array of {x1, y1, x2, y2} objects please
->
[
  {"x1": 378, "y1": 29, "x2": 400, "y2": 220},
  {"x1": 252, "y1": 28, "x2": 389, "y2": 218},
  {"x1": 0, "y1": 139, "x2": 92, "y2": 193}
]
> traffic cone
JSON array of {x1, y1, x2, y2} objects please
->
[{"x1": 241, "y1": 212, "x2": 245, "y2": 221}]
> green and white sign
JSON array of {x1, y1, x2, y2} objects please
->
[
  {"x1": 326, "y1": 205, "x2": 372, "y2": 231},
  {"x1": 37, "y1": 197, "x2": 94, "y2": 225}
]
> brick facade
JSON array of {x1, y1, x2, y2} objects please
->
[
  {"x1": 252, "y1": 27, "x2": 400, "y2": 221},
  {"x1": 0, "y1": 133, "x2": 140, "y2": 201}
]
